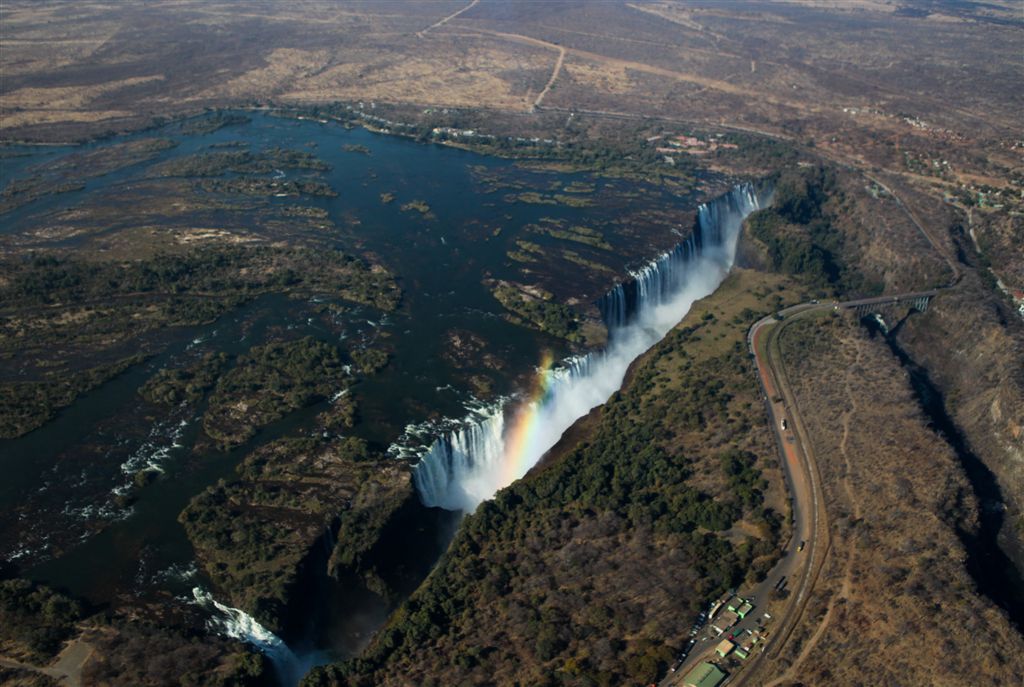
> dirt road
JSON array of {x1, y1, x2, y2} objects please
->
[
  {"x1": 417, "y1": 0, "x2": 480, "y2": 38},
  {"x1": 0, "y1": 637, "x2": 94, "y2": 687},
  {"x1": 534, "y1": 45, "x2": 566, "y2": 109}
]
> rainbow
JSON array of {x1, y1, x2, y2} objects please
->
[
  {"x1": 410, "y1": 182, "x2": 765, "y2": 512},
  {"x1": 499, "y1": 350, "x2": 557, "y2": 485}
]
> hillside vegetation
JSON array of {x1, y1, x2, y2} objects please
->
[
  {"x1": 304, "y1": 269, "x2": 796, "y2": 687},
  {"x1": 743, "y1": 166, "x2": 951, "y2": 298},
  {"x1": 0, "y1": 579, "x2": 83, "y2": 663}
]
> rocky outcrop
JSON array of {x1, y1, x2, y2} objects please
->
[
  {"x1": 896, "y1": 273, "x2": 1024, "y2": 573},
  {"x1": 179, "y1": 437, "x2": 415, "y2": 638}
]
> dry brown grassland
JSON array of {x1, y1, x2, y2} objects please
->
[{"x1": 771, "y1": 313, "x2": 1024, "y2": 685}]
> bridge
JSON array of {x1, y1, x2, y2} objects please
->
[
  {"x1": 834, "y1": 290, "x2": 940, "y2": 318},
  {"x1": 711, "y1": 285, "x2": 943, "y2": 687}
]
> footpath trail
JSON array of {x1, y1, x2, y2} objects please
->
[{"x1": 417, "y1": 0, "x2": 480, "y2": 38}]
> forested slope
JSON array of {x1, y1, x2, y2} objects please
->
[{"x1": 305, "y1": 270, "x2": 797, "y2": 687}]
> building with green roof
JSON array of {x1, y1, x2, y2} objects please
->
[{"x1": 682, "y1": 661, "x2": 727, "y2": 687}]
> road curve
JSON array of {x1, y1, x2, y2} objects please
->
[
  {"x1": 736, "y1": 305, "x2": 831, "y2": 683},
  {"x1": 664, "y1": 292, "x2": 941, "y2": 685}
]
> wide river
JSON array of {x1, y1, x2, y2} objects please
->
[{"x1": 0, "y1": 112, "x2": 721, "y2": 622}]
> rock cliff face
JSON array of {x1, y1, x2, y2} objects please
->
[
  {"x1": 179, "y1": 437, "x2": 417, "y2": 639},
  {"x1": 824, "y1": 167, "x2": 1024, "y2": 607},
  {"x1": 895, "y1": 273, "x2": 1024, "y2": 572}
]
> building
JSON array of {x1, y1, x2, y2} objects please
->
[
  {"x1": 736, "y1": 601, "x2": 754, "y2": 619},
  {"x1": 716, "y1": 639, "x2": 735, "y2": 658},
  {"x1": 736, "y1": 628, "x2": 762, "y2": 657},
  {"x1": 682, "y1": 662, "x2": 727, "y2": 687},
  {"x1": 676, "y1": 136, "x2": 704, "y2": 147},
  {"x1": 712, "y1": 610, "x2": 739, "y2": 635}
]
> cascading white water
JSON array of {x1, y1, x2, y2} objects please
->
[
  {"x1": 410, "y1": 405, "x2": 508, "y2": 513},
  {"x1": 410, "y1": 182, "x2": 768, "y2": 512},
  {"x1": 193, "y1": 587, "x2": 321, "y2": 687}
]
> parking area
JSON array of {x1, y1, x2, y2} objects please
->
[{"x1": 664, "y1": 592, "x2": 776, "y2": 686}]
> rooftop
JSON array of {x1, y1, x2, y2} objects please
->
[
  {"x1": 713, "y1": 610, "x2": 739, "y2": 630},
  {"x1": 682, "y1": 662, "x2": 727, "y2": 687}
]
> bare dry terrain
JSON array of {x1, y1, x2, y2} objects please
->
[
  {"x1": 3, "y1": 0, "x2": 1020, "y2": 278},
  {"x1": 771, "y1": 313, "x2": 1024, "y2": 685},
  {"x1": 3, "y1": 1, "x2": 1020, "y2": 142}
]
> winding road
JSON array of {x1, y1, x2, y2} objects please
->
[{"x1": 664, "y1": 291, "x2": 940, "y2": 686}]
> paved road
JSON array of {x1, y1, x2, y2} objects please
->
[
  {"x1": 663, "y1": 291, "x2": 939, "y2": 686},
  {"x1": 661, "y1": 305, "x2": 823, "y2": 686}
]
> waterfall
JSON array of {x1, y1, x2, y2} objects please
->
[
  {"x1": 411, "y1": 405, "x2": 507, "y2": 512},
  {"x1": 409, "y1": 182, "x2": 768, "y2": 512},
  {"x1": 193, "y1": 587, "x2": 320, "y2": 687}
]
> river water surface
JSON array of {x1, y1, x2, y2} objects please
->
[{"x1": 0, "y1": 112, "x2": 729, "y2": 657}]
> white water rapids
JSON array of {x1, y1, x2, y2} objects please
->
[{"x1": 193, "y1": 587, "x2": 321, "y2": 686}]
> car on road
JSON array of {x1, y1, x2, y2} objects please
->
[{"x1": 798, "y1": 540, "x2": 805, "y2": 552}]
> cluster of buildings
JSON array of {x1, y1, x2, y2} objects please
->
[
  {"x1": 710, "y1": 595, "x2": 765, "y2": 660},
  {"x1": 651, "y1": 133, "x2": 739, "y2": 159},
  {"x1": 708, "y1": 594, "x2": 753, "y2": 635},
  {"x1": 840, "y1": 105, "x2": 965, "y2": 142},
  {"x1": 715, "y1": 625, "x2": 764, "y2": 662},
  {"x1": 430, "y1": 126, "x2": 555, "y2": 146},
  {"x1": 677, "y1": 595, "x2": 769, "y2": 687}
]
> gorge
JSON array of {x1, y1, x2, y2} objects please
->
[
  {"x1": 412, "y1": 183, "x2": 768, "y2": 513},
  {"x1": 199, "y1": 182, "x2": 770, "y2": 685}
]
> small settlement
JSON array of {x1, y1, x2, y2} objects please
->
[
  {"x1": 652, "y1": 133, "x2": 739, "y2": 166},
  {"x1": 676, "y1": 594, "x2": 770, "y2": 687}
]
